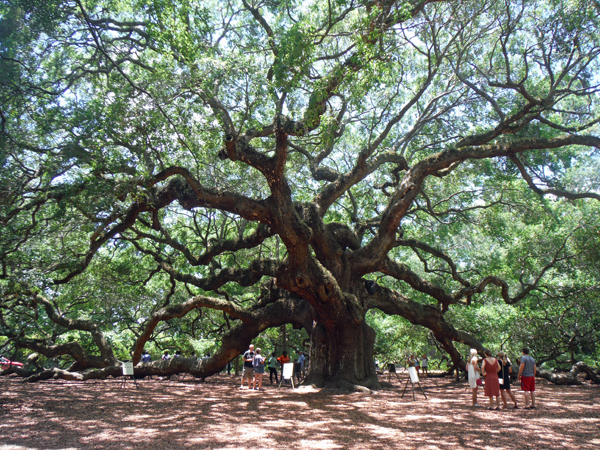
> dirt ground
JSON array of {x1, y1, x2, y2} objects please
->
[{"x1": 1, "y1": 372, "x2": 599, "y2": 450}]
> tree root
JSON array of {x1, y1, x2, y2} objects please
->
[{"x1": 302, "y1": 374, "x2": 380, "y2": 392}]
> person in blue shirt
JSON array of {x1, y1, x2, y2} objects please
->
[{"x1": 517, "y1": 347, "x2": 537, "y2": 409}]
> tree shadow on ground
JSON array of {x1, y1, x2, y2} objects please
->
[{"x1": 1, "y1": 374, "x2": 598, "y2": 449}]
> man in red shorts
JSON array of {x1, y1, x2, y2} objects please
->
[{"x1": 517, "y1": 347, "x2": 537, "y2": 409}]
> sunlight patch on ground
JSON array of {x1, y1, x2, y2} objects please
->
[
  {"x1": 1, "y1": 376, "x2": 599, "y2": 450},
  {"x1": 298, "y1": 439, "x2": 343, "y2": 449},
  {"x1": 0, "y1": 447, "x2": 78, "y2": 450},
  {"x1": 362, "y1": 423, "x2": 406, "y2": 438}
]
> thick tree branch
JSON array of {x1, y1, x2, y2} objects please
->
[{"x1": 359, "y1": 134, "x2": 600, "y2": 270}]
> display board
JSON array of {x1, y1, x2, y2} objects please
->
[
  {"x1": 282, "y1": 362, "x2": 294, "y2": 380},
  {"x1": 408, "y1": 366, "x2": 420, "y2": 383},
  {"x1": 122, "y1": 361, "x2": 134, "y2": 376}
]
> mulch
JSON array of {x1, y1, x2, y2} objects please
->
[{"x1": 1, "y1": 373, "x2": 599, "y2": 449}]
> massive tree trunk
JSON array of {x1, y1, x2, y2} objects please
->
[{"x1": 308, "y1": 318, "x2": 379, "y2": 390}]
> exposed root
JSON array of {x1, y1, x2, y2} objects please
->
[{"x1": 302, "y1": 374, "x2": 380, "y2": 393}]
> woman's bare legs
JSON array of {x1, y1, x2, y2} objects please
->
[
  {"x1": 508, "y1": 389, "x2": 519, "y2": 407},
  {"x1": 500, "y1": 390, "x2": 508, "y2": 408}
]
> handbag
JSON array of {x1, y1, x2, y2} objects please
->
[{"x1": 476, "y1": 378, "x2": 483, "y2": 386}]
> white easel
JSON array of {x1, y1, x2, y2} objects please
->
[
  {"x1": 401, "y1": 366, "x2": 427, "y2": 400},
  {"x1": 278, "y1": 362, "x2": 295, "y2": 389},
  {"x1": 120, "y1": 361, "x2": 138, "y2": 389}
]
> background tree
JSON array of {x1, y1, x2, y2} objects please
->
[{"x1": 1, "y1": 0, "x2": 599, "y2": 388}]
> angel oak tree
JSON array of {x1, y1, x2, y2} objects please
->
[{"x1": 1, "y1": 0, "x2": 600, "y2": 389}]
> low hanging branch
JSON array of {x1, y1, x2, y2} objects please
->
[{"x1": 536, "y1": 362, "x2": 600, "y2": 385}]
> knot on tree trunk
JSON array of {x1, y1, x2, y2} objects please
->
[
  {"x1": 318, "y1": 284, "x2": 334, "y2": 302},
  {"x1": 222, "y1": 135, "x2": 238, "y2": 161},
  {"x1": 295, "y1": 272, "x2": 309, "y2": 288}
]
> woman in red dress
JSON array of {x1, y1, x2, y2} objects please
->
[{"x1": 481, "y1": 349, "x2": 501, "y2": 410}]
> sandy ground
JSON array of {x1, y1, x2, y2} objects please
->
[{"x1": 1, "y1": 372, "x2": 599, "y2": 450}]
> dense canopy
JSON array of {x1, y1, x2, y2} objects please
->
[{"x1": 1, "y1": 0, "x2": 599, "y2": 388}]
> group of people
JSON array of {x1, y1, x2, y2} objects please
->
[
  {"x1": 406, "y1": 354, "x2": 429, "y2": 377},
  {"x1": 385, "y1": 353, "x2": 429, "y2": 382},
  {"x1": 467, "y1": 347, "x2": 537, "y2": 410},
  {"x1": 240, "y1": 344, "x2": 306, "y2": 390}
]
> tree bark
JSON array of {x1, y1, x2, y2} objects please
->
[
  {"x1": 306, "y1": 319, "x2": 379, "y2": 391},
  {"x1": 536, "y1": 362, "x2": 600, "y2": 385}
]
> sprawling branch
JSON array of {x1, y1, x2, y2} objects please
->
[
  {"x1": 510, "y1": 154, "x2": 600, "y2": 201},
  {"x1": 537, "y1": 362, "x2": 600, "y2": 385},
  {"x1": 54, "y1": 170, "x2": 271, "y2": 284},
  {"x1": 454, "y1": 232, "x2": 576, "y2": 305},
  {"x1": 366, "y1": 284, "x2": 484, "y2": 366},
  {"x1": 380, "y1": 258, "x2": 457, "y2": 306},
  {"x1": 129, "y1": 222, "x2": 274, "y2": 268},
  {"x1": 358, "y1": 134, "x2": 600, "y2": 271},
  {"x1": 3, "y1": 294, "x2": 117, "y2": 371},
  {"x1": 394, "y1": 239, "x2": 470, "y2": 286},
  {"x1": 129, "y1": 237, "x2": 279, "y2": 291},
  {"x1": 131, "y1": 294, "x2": 313, "y2": 378}
]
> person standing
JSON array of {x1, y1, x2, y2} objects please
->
[
  {"x1": 481, "y1": 349, "x2": 501, "y2": 410},
  {"x1": 268, "y1": 351, "x2": 279, "y2": 384},
  {"x1": 277, "y1": 351, "x2": 290, "y2": 383},
  {"x1": 517, "y1": 347, "x2": 537, "y2": 409},
  {"x1": 252, "y1": 348, "x2": 266, "y2": 391},
  {"x1": 161, "y1": 350, "x2": 172, "y2": 381},
  {"x1": 497, "y1": 351, "x2": 518, "y2": 409},
  {"x1": 297, "y1": 351, "x2": 306, "y2": 378},
  {"x1": 421, "y1": 354, "x2": 428, "y2": 377},
  {"x1": 467, "y1": 349, "x2": 481, "y2": 407},
  {"x1": 240, "y1": 344, "x2": 255, "y2": 389}
]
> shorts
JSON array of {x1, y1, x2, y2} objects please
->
[
  {"x1": 255, "y1": 366, "x2": 265, "y2": 374},
  {"x1": 243, "y1": 367, "x2": 254, "y2": 379},
  {"x1": 521, "y1": 376, "x2": 535, "y2": 392}
]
